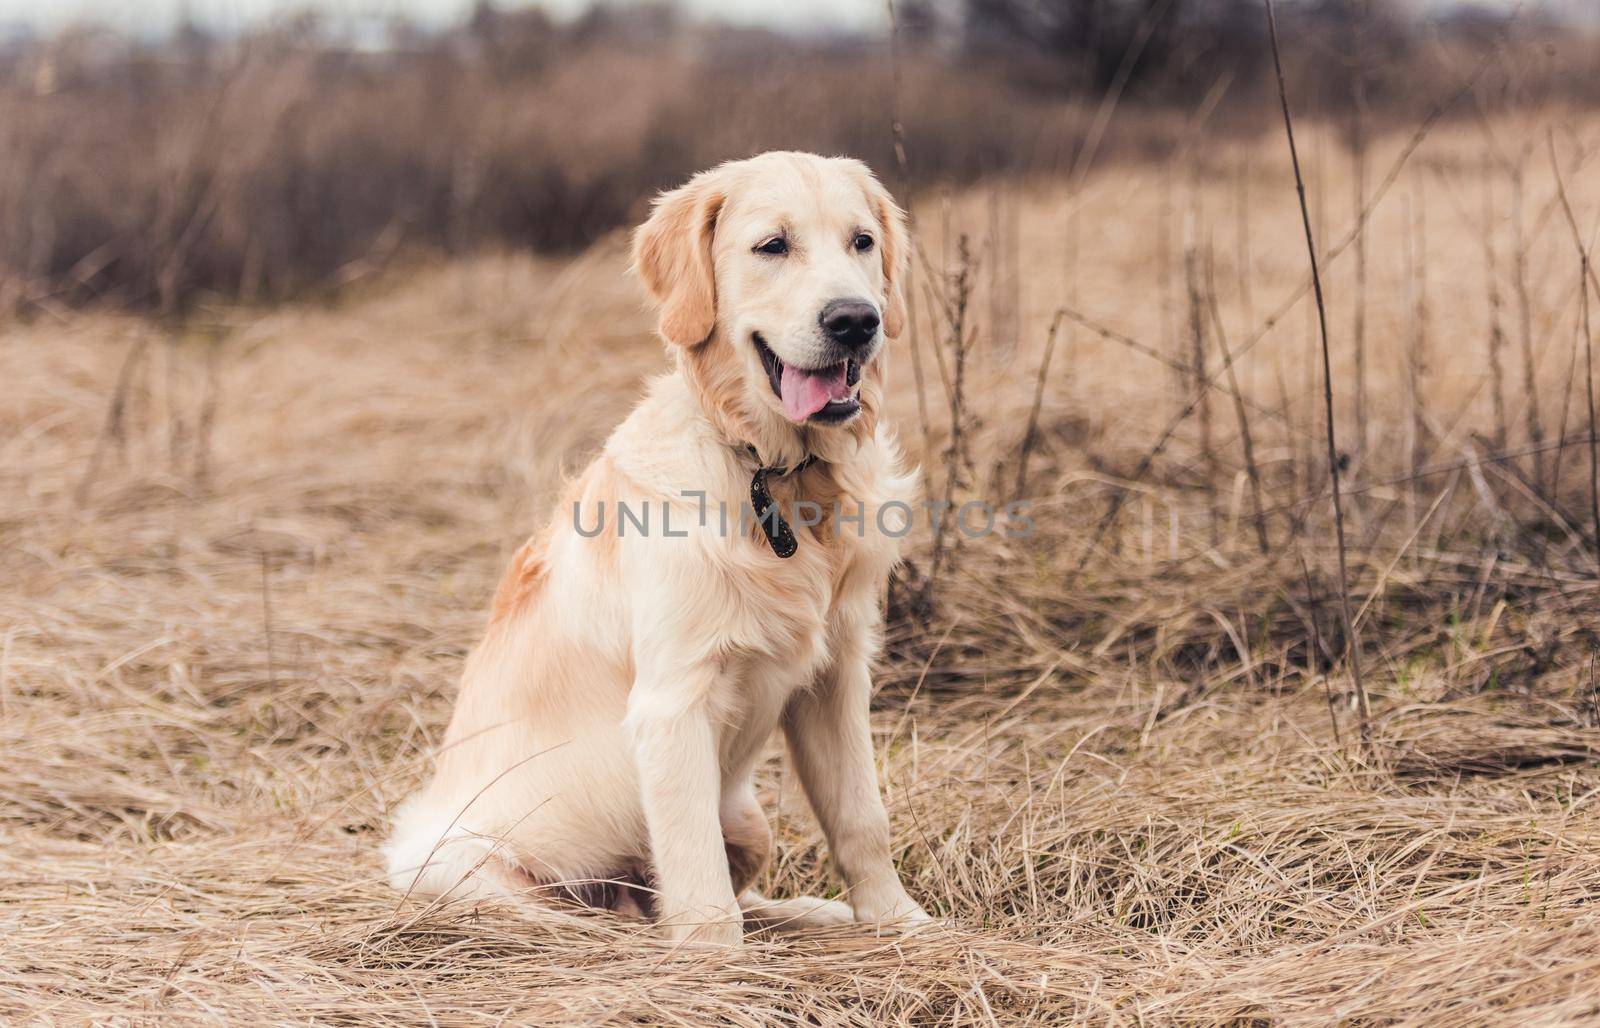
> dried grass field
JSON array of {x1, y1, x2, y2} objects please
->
[{"x1": 5, "y1": 116, "x2": 1600, "y2": 1024}]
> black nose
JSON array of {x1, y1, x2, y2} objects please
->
[{"x1": 820, "y1": 299, "x2": 880, "y2": 350}]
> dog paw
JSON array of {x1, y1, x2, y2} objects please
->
[
  {"x1": 662, "y1": 910, "x2": 745, "y2": 949},
  {"x1": 797, "y1": 897, "x2": 857, "y2": 928},
  {"x1": 856, "y1": 897, "x2": 936, "y2": 935}
]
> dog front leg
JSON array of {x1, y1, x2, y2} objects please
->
[
  {"x1": 625, "y1": 677, "x2": 742, "y2": 947},
  {"x1": 782, "y1": 651, "x2": 931, "y2": 929}
]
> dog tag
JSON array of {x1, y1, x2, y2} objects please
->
[{"x1": 750, "y1": 465, "x2": 799, "y2": 559}]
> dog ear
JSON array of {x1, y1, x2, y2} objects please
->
[
  {"x1": 859, "y1": 168, "x2": 910, "y2": 340},
  {"x1": 632, "y1": 173, "x2": 725, "y2": 348}
]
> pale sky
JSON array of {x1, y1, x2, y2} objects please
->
[
  {"x1": 0, "y1": 0, "x2": 1553, "y2": 41},
  {"x1": 0, "y1": 0, "x2": 889, "y2": 36}
]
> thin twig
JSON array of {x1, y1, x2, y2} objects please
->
[
  {"x1": 882, "y1": 0, "x2": 911, "y2": 197},
  {"x1": 1349, "y1": 0, "x2": 1370, "y2": 458},
  {"x1": 1264, "y1": 0, "x2": 1371, "y2": 753},
  {"x1": 1501, "y1": 156, "x2": 1549, "y2": 497},
  {"x1": 1014, "y1": 309, "x2": 1068, "y2": 501},
  {"x1": 1184, "y1": 209, "x2": 1217, "y2": 543},
  {"x1": 1546, "y1": 134, "x2": 1600, "y2": 564},
  {"x1": 1480, "y1": 155, "x2": 1511, "y2": 450},
  {"x1": 1056, "y1": 306, "x2": 1299, "y2": 430},
  {"x1": 260, "y1": 551, "x2": 276, "y2": 688},
  {"x1": 194, "y1": 330, "x2": 223, "y2": 490},
  {"x1": 1204, "y1": 250, "x2": 1270, "y2": 555},
  {"x1": 1297, "y1": 554, "x2": 1342, "y2": 749},
  {"x1": 921, "y1": 238, "x2": 977, "y2": 613},
  {"x1": 1586, "y1": 261, "x2": 1599, "y2": 566},
  {"x1": 76, "y1": 331, "x2": 151, "y2": 507},
  {"x1": 1067, "y1": 0, "x2": 1178, "y2": 188}
]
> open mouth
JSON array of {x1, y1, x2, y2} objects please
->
[{"x1": 753, "y1": 333, "x2": 862, "y2": 424}]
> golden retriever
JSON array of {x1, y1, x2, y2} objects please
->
[{"x1": 384, "y1": 151, "x2": 931, "y2": 946}]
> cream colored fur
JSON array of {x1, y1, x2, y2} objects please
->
[{"x1": 384, "y1": 151, "x2": 930, "y2": 946}]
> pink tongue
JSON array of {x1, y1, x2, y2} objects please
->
[{"x1": 779, "y1": 362, "x2": 851, "y2": 421}]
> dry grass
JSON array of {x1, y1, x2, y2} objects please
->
[{"x1": 5, "y1": 115, "x2": 1600, "y2": 1024}]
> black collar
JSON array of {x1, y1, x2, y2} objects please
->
[
  {"x1": 744, "y1": 445, "x2": 817, "y2": 559},
  {"x1": 743, "y1": 444, "x2": 817, "y2": 480}
]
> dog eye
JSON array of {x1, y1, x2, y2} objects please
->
[
  {"x1": 756, "y1": 237, "x2": 788, "y2": 256},
  {"x1": 853, "y1": 233, "x2": 874, "y2": 253}
]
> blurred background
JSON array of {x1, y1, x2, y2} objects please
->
[{"x1": 0, "y1": 0, "x2": 1591, "y2": 311}]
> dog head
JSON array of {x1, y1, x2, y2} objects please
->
[{"x1": 632, "y1": 152, "x2": 908, "y2": 443}]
